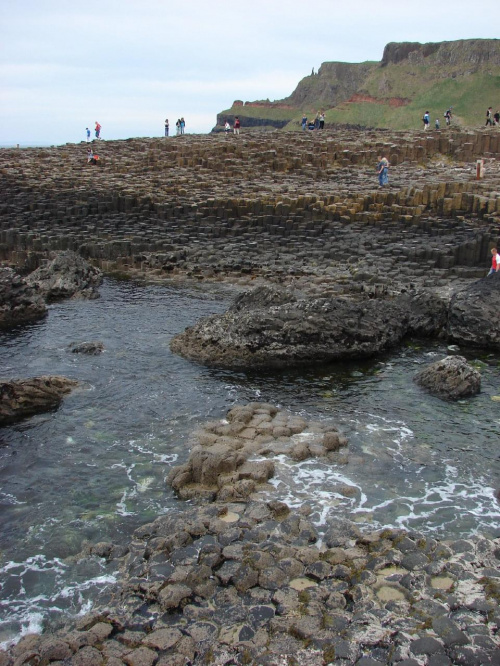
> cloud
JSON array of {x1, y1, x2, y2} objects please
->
[{"x1": 0, "y1": 0, "x2": 498, "y2": 143}]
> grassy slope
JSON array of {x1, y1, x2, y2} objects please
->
[
  {"x1": 220, "y1": 67, "x2": 500, "y2": 131},
  {"x1": 327, "y1": 66, "x2": 500, "y2": 129}
]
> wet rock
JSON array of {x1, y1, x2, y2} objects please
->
[
  {"x1": 0, "y1": 266, "x2": 47, "y2": 329},
  {"x1": 167, "y1": 402, "x2": 348, "y2": 501},
  {"x1": 170, "y1": 286, "x2": 409, "y2": 369},
  {"x1": 0, "y1": 375, "x2": 78, "y2": 425},
  {"x1": 69, "y1": 341, "x2": 104, "y2": 355},
  {"x1": 70, "y1": 645, "x2": 104, "y2": 665},
  {"x1": 413, "y1": 355, "x2": 481, "y2": 400},
  {"x1": 25, "y1": 251, "x2": 102, "y2": 301}
]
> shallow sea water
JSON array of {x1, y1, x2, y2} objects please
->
[{"x1": 0, "y1": 278, "x2": 499, "y2": 646}]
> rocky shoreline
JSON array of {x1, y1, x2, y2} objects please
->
[
  {"x1": 1, "y1": 129, "x2": 500, "y2": 664},
  {"x1": 1, "y1": 405, "x2": 499, "y2": 665}
]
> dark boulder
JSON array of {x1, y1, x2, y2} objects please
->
[
  {"x1": 413, "y1": 355, "x2": 481, "y2": 400},
  {"x1": 448, "y1": 272, "x2": 500, "y2": 349},
  {"x1": 171, "y1": 286, "x2": 409, "y2": 370},
  {"x1": 69, "y1": 341, "x2": 104, "y2": 355},
  {"x1": 0, "y1": 375, "x2": 78, "y2": 425},
  {"x1": 0, "y1": 267, "x2": 47, "y2": 329},
  {"x1": 403, "y1": 288, "x2": 450, "y2": 338},
  {"x1": 25, "y1": 251, "x2": 103, "y2": 301}
]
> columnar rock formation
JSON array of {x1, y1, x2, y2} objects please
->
[
  {"x1": 167, "y1": 403, "x2": 348, "y2": 501},
  {"x1": 0, "y1": 129, "x2": 499, "y2": 293}
]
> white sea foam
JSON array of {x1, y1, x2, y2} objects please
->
[{"x1": 0, "y1": 553, "x2": 117, "y2": 650}]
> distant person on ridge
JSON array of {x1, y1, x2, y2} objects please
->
[
  {"x1": 301, "y1": 114, "x2": 307, "y2": 130},
  {"x1": 233, "y1": 117, "x2": 240, "y2": 135},
  {"x1": 377, "y1": 155, "x2": 389, "y2": 187},
  {"x1": 435, "y1": 118, "x2": 440, "y2": 130},
  {"x1": 494, "y1": 111, "x2": 500, "y2": 126},
  {"x1": 444, "y1": 108, "x2": 452, "y2": 126},
  {"x1": 164, "y1": 118, "x2": 169, "y2": 136},
  {"x1": 224, "y1": 120, "x2": 231, "y2": 134},
  {"x1": 86, "y1": 127, "x2": 91, "y2": 142},
  {"x1": 95, "y1": 121, "x2": 101, "y2": 139},
  {"x1": 319, "y1": 111, "x2": 325, "y2": 130},
  {"x1": 486, "y1": 107, "x2": 493, "y2": 126},
  {"x1": 176, "y1": 119, "x2": 181, "y2": 135},
  {"x1": 422, "y1": 111, "x2": 430, "y2": 130},
  {"x1": 180, "y1": 118, "x2": 185, "y2": 134}
]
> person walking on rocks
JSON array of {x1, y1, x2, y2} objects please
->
[
  {"x1": 224, "y1": 120, "x2": 231, "y2": 135},
  {"x1": 494, "y1": 110, "x2": 500, "y2": 126},
  {"x1": 444, "y1": 108, "x2": 452, "y2": 126},
  {"x1": 487, "y1": 247, "x2": 500, "y2": 276},
  {"x1": 180, "y1": 117, "x2": 185, "y2": 134},
  {"x1": 435, "y1": 118, "x2": 440, "y2": 130},
  {"x1": 301, "y1": 113, "x2": 307, "y2": 130},
  {"x1": 377, "y1": 155, "x2": 389, "y2": 187},
  {"x1": 86, "y1": 127, "x2": 91, "y2": 142},
  {"x1": 176, "y1": 119, "x2": 181, "y2": 135},
  {"x1": 95, "y1": 121, "x2": 101, "y2": 139},
  {"x1": 164, "y1": 119, "x2": 169, "y2": 137},
  {"x1": 319, "y1": 110, "x2": 325, "y2": 130},
  {"x1": 422, "y1": 111, "x2": 430, "y2": 130},
  {"x1": 233, "y1": 117, "x2": 240, "y2": 135},
  {"x1": 486, "y1": 107, "x2": 493, "y2": 126}
]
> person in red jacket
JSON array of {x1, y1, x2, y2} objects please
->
[
  {"x1": 95, "y1": 121, "x2": 101, "y2": 139},
  {"x1": 487, "y1": 247, "x2": 500, "y2": 276},
  {"x1": 233, "y1": 117, "x2": 240, "y2": 135}
]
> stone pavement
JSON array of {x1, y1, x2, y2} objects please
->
[{"x1": 0, "y1": 128, "x2": 499, "y2": 291}]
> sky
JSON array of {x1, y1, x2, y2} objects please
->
[{"x1": 0, "y1": 0, "x2": 497, "y2": 145}]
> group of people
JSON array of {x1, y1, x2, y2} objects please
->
[
  {"x1": 301, "y1": 111, "x2": 325, "y2": 131},
  {"x1": 423, "y1": 106, "x2": 500, "y2": 130},
  {"x1": 422, "y1": 109, "x2": 452, "y2": 130},
  {"x1": 163, "y1": 118, "x2": 186, "y2": 136},
  {"x1": 485, "y1": 108, "x2": 500, "y2": 126},
  {"x1": 223, "y1": 117, "x2": 241, "y2": 135},
  {"x1": 86, "y1": 121, "x2": 102, "y2": 141}
]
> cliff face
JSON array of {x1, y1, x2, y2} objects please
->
[
  {"x1": 215, "y1": 39, "x2": 500, "y2": 131},
  {"x1": 286, "y1": 61, "x2": 376, "y2": 109},
  {"x1": 381, "y1": 39, "x2": 500, "y2": 68}
]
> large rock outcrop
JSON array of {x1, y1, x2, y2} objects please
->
[
  {"x1": 171, "y1": 286, "x2": 410, "y2": 370},
  {"x1": 0, "y1": 375, "x2": 78, "y2": 425},
  {"x1": 167, "y1": 402, "x2": 348, "y2": 502},
  {"x1": 0, "y1": 267, "x2": 47, "y2": 329},
  {"x1": 448, "y1": 272, "x2": 500, "y2": 349},
  {"x1": 25, "y1": 251, "x2": 103, "y2": 301},
  {"x1": 413, "y1": 355, "x2": 481, "y2": 400}
]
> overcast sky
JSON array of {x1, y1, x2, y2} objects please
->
[{"x1": 0, "y1": 0, "x2": 497, "y2": 145}]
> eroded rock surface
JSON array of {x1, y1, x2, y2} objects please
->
[
  {"x1": 448, "y1": 271, "x2": 500, "y2": 349},
  {"x1": 167, "y1": 402, "x2": 348, "y2": 501},
  {"x1": 2, "y1": 500, "x2": 499, "y2": 665},
  {"x1": 171, "y1": 286, "x2": 412, "y2": 369},
  {"x1": 0, "y1": 375, "x2": 78, "y2": 425},
  {"x1": 414, "y1": 355, "x2": 481, "y2": 400},
  {"x1": 0, "y1": 266, "x2": 47, "y2": 329},
  {"x1": 25, "y1": 250, "x2": 103, "y2": 301}
]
